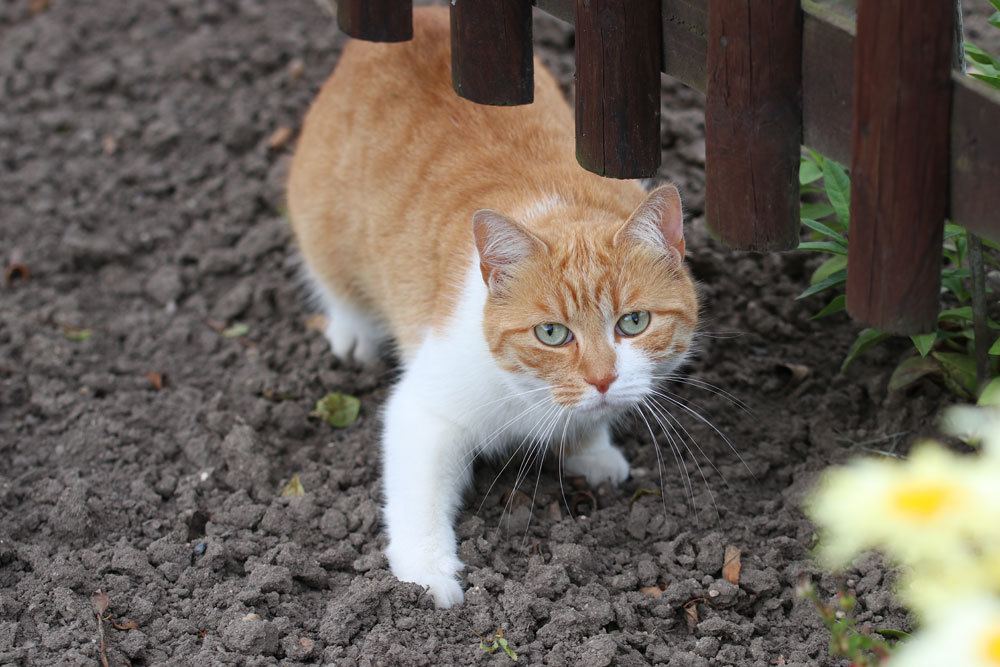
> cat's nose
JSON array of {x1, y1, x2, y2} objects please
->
[{"x1": 586, "y1": 373, "x2": 617, "y2": 394}]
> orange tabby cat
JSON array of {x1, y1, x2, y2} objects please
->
[{"x1": 288, "y1": 7, "x2": 698, "y2": 607}]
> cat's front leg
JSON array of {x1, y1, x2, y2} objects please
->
[
  {"x1": 382, "y1": 380, "x2": 470, "y2": 608},
  {"x1": 563, "y1": 422, "x2": 630, "y2": 486}
]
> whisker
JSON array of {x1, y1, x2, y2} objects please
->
[
  {"x1": 633, "y1": 403, "x2": 673, "y2": 520},
  {"x1": 648, "y1": 389, "x2": 753, "y2": 478},
  {"x1": 640, "y1": 398, "x2": 695, "y2": 517},
  {"x1": 500, "y1": 405, "x2": 563, "y2": 536},
  {"x1": 650, "y1": 374, "x2": 752, "y2": 415},
  {"x1": 456, "y1": 399, "x2": 548, "y2": 479},
  {"x1": 522, "y1": 408, "x2": 568, "y2": 543}
]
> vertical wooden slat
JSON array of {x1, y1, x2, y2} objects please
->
[
  {"x1": 847, "y1": 0, "x2": 953, "y2": 333},
  {"x1": 450, "y1": 0, "x2": 534, "y2": 106},
  {"x1": 704, "y1": 0, "x2": 803, "y2": 251},
  {"x1": 337, "y1": 0, "x2": 412, "y2": 43},
  {"x1": 574, "y1": 0, "x2": 662, "y2": 179}
]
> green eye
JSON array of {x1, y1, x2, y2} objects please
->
[
  {"x1": 534, "y1": 323, "x2": 572, "y2": 346},
  {"x1": 617, "y1": 311, "x2": 651, "y2": 336}
]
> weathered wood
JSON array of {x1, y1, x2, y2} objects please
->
[
  {"x1": 573, "y1": 0, "x2": 662, "y2": 179},
  {"x1": 338, "y1": 0, "x2": 412, "y2": 43},
  {"x1": 846, "y1": 0, "x2": 953, "y2": 333},
  {"x1": 704, "y1": 0, "x2": 802, "y2": 251},
  {"x1": 451, "y1": 0, "x2": 534, "y2": 106},
  {"x1": 534, "y1": 0, "x2": 1000, "y2": 243}
]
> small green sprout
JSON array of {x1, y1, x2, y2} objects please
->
[
  {"x1": 311, "y1": 392, "x2": 361, "y2": 428},
  {"x1": 797, "y1": 579, "x2": 897, "y2": 666},
  {"x1": 479, "y1": 627, "x2": 518, "y2": 662},
  {"x1": 222, "y1": 322, "x2": 250, "y2": 338}
]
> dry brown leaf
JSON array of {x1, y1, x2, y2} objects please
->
[
  {"x1": 3, "y1": 262, "x2": 29, "y2": 285},
  {"x1": 298, "y1": 636, "x2": 315, "y2": 651},
  {"x1": 639, "y1": 586, "x2": 663, "y2": 599},
  {"x1": 29, "y1": 0, "x2": 50, "y2": 15},
  {"x1": 112, "y1": 619, "x2": 138, "y2": 631},
  {"x1": 145, "y1": 371, "x2": 164, "y2": 391},
  {"x1": 91, "y1": 590, "x2": 110, "y2": 615},
  {"x1": 288, "y1": 59, "x2": 305, "y2": 80},
  {"x1": 722, "y1": 545, "x2": 742, "y2": 585},
  {"x1": 683, "y1": 600, "x2": 699, "y2": 632},
  {"x1": 268, "y1": 126, "x2": 294, "y2": 150}
]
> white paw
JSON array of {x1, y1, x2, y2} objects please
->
[
  {"x1": 564, "y1": 444, "x2": 630, "y2": 486},
  {"x1": 325, "y1": 317, "x2": 380, "y2": 366},
  {"x1": 386, "y1": 545, "x2": 465, "y2": 608}
]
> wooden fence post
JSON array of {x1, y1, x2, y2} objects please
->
[
  {"x1": 574, "y1": 0, "x2": 662, "y2": 179},
  {"x1": 337, "y1": 0, "x2": 413, "y2": 43},
  {"x1": 704, "y1": 0, "x2": 803, "y2": 251},
  {"x1": 847, "y1": 0, "x2": 953, "y2": 333},
  {"x1": 450, "y1": 0, "x2": 534, "y2": 106}
]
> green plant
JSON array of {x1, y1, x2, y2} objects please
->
[
  {"x1": 796, "y1": 149, "x2": 1000, "y2": 399},
  {"x1": 964, "y1": 0, "x2": 1000, "y2": 90},
  {"x1": 797, "y1": 581, "x2": 898, "y2": 666}
]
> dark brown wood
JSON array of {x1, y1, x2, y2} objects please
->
[
  {"x1": 846, "y1": 0, "x2": 953, "y2": 333},
  {"x1": 451, "y1": 0, "x2": 534, "y2": 106},
  {"x1": 338, "y1": 0, "x2": 412, "y2": 43},
  {"x1": 573, "y1": 0, "x2": 662, "y2": 179},
  {"x1": 704, "y1": 0, "x2": 803, "y2": 251}
]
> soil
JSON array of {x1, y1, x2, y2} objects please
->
[{"x1": 1, "y1": 1, "x2": 997, "y2": 665}]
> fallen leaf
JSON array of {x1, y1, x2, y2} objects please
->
[
  {"x1": 288, "y1": 58, "x2": 305, "y2": 80},
  {"x1": 145, "y1": 371, "x2": 165, "y2": 390},
  {"x1": 281, "y1": 473, "x2": 305, "y2": 497},
  {"x1": 63, "y1": 326, "x2": 93, "y2": 342},
  {"x1": 311, "y1": 392, "x2": 361, "y2": 428},
  {"x1": 304, "y1": 313, "x2": 328, "y2": 332},
  {"x1": 722, "y1": 545, "x2": 742, "y2": 585},
  {"x1": 222, "y1": 322, "x2": 249, "y2": 338},
  {"x1": 242, "y1": 613, "x2": 261, "y2": 622},
  {"x1": 29, "y1": 0, "x2": 50, "y2": 15},
  {"x1": 298, "y1": 636, "x2": 315, "y2": 652},
  {"x1": 4, "y1": 262, "x2": 29, "y2": 285},
  {"x1": 112, "y1": 619, "x2": 138, "y2": 631},
  {"x1": 683, "y1": 600, "x2": 699, "y2": 632},
  {"x1": 268, "y1": 126, "x2": 294, "y2": 150},
  {"x1": 639, "y1": 586, "x2": 663, "y2": 599},
  {"x1": 91, "y1": 590, "x2": 110, "y2": 615}
]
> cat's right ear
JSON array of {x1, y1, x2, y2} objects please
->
[{"x1": 472, "y1": 210, "x2": 547, "y2": 288}]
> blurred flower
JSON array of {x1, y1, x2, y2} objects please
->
[
  {"x1": 807, "y1": 444, "x2": 1000, "y2": 568},
  {"x1": 891, "y1": 597, "x2": 1000, "y2": 667}
]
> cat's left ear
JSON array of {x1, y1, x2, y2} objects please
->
[{"x1": 614, "y1": 184, "x2": 685, "y2": 260}]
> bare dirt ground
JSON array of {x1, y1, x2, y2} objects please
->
[{"x1": 2, "y1": 1, "x2": 997, "y2": 665}]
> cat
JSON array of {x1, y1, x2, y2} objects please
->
[{"x1": 287, "y1": 7, "x2": 699, "y2": 607}]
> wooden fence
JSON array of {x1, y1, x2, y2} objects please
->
[{"x1": 336, "y1": 0, "x2": 1000, "y2": 335}]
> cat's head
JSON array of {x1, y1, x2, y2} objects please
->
[{"x1": 473, "y1": 185, "x2": 698, "y2": 416}]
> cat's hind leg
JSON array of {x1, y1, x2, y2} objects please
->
[{"x1": 305, "y1": 271, "x2": 386, "y2": 366}]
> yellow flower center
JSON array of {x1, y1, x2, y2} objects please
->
[
  {"x1": 980, "y1": 625, "x2": 1000, "y2": 664},
  {"x1": 888, "y1": 481, "x2": 958, "y2": 520}
]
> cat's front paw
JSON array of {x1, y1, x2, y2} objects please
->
[
  {"x1": 386, "y1": 545, "x2": 465, "y2": 608},
  {"x1": 564, "y1": 443, "x2": 630, "y2": 487}
]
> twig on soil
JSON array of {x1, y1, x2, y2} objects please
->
[{"x1": 90, "y1": 590, "x2": 111, "y2": 667}]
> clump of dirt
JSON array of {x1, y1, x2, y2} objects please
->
[{"x1": 1, "y1": 1, "x2": 995, "y2": 665}]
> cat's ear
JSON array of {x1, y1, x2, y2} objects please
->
[
  {"x1": 472, "y1": 209, "x2": 547, "y2": 288},
  {"x1": 614, "y1": 184, "x2": 685, "y2": 260}
]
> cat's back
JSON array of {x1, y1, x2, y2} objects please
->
[{"x1": 288, "y1": 7, "x2": 584, "y2": 353}]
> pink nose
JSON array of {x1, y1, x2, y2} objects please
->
[{"x1": 586, "y1": 374, "x2": 617, "y2": 394}]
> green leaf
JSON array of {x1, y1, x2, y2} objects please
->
[
  {"x1": 888, "y1": 356, "x2": 940, "y2": 393},
  {"x1": 497, "y1": 638, "x2": 518, "y2": 662},
  {"x1": 970, "y1": 72, "x2": 1000, "y2": 90},
  {"x1": 932, "y1": 352, "x2": 979, "y2": 398},
  {"x1": 988, "y1": 0, "x2": 1000, "y2": 14},
  {"x1": 798, "y1": 241, "x2": 847, "y2": 255},
  {"x1": 821, "y1": 158, "x2": 851, "y2": 226},
  {"x1": 798, "y1": 269, "x2": 847, "y2": 300},
  {"x1": 943, "y1": 223, "x2": 965, "y2": 240},
  {"x1": 799, "y1": 160, "x2": 822, "y2": 185},
  {"x1": 979, "y1": 378, "x2": 1000, "y2": 407},
  {"x1": 311, "y1": 392, "x2": 361, "y2": 428},
  {"x1": 910, "y1": 332, "x2": 937, "y2": 357},
  {"x1": 939, "y1": 306, "x2": 974, "y2": 324},
  {"x1": 811, "y1": 255, "x2": 848, "y2": 286},
  {"x1": 989, "y1": 12, "x2": 1000, "y2": 29},
  {"x1": 842, "y1": 328, "x2": 891, "y2": 372},
  {"x1": 62, "y1": 327, "x2": 93, "y2": 342},
  {"x1": 223, "y1": 322, "x2": 250, "y2": 338},
  {"x1": 811, "y1": 294, "x2": 846, "y2": 320},
  {"x1": 965, "y1": 42, "x2": 1000, "y2": 70},
  {"x1": 990, "y1": 338, "x2": 1000, "y2": 355},
  {"x1": 800, "y1": 202, "x2": 836, "y2": 221},
  {"x1": 801, "y1": 218, "x2": 847, "y2": 244},
  {"x1": 280, "y1": 474, "x2": 305, "y2": 497}
]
